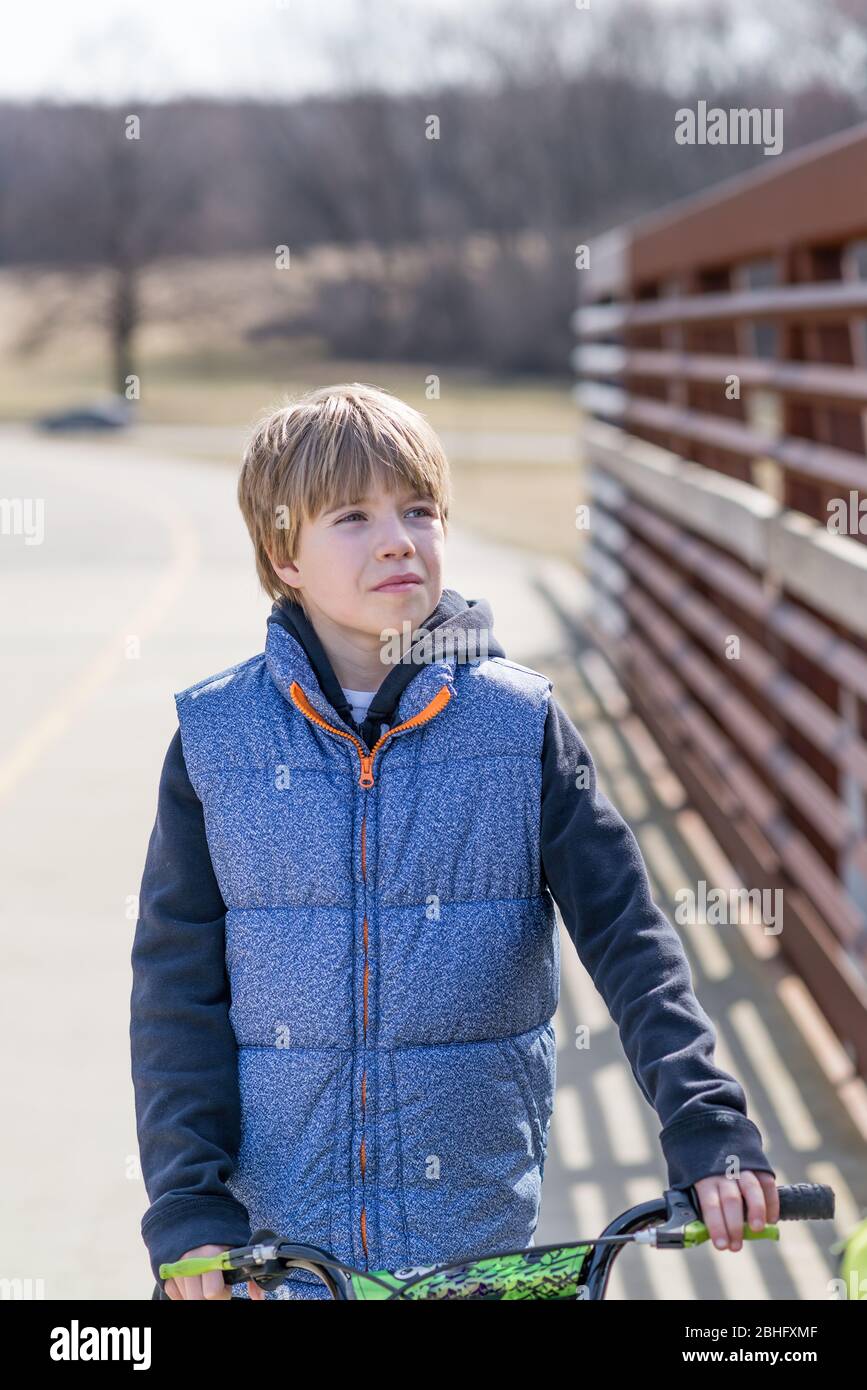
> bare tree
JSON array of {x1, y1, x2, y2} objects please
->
[{"x1": 1, "y1": 0, "x2": 864, "y2": 380}]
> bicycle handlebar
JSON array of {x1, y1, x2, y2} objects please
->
[
  {"x1": 775, "y1": 1182, "x2": 835, "y2": 1221},
  {"x1": 158, "y1": 1181, "x2": 837, "y2": 1301}
]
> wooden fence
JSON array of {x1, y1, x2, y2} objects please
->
[{"x1": 573, "y1": 120, "x2": 867, "y2": 1076}]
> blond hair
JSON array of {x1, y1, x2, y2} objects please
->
[{"x1": 237, "y1": 382, "x2": 452, "y2": 606}]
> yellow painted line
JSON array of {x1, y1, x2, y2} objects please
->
[{"x1": 0, "y1": 485, "x2": 199, "y2": 803}]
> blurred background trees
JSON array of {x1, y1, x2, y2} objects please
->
[{"x1": 1, "y1": 0, "x2": 866, "y2": 400}]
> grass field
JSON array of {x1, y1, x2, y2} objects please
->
[{"x1": 0, "y1": 255, "x2": 583, "y2": 561}]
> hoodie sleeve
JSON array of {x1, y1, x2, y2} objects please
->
[
  {"x1": 540, "y1": 695, "x2": 775, "y2": 1191},
  {"x1": 130, "y1": 727, "x2": 252, "y2": 1286}
]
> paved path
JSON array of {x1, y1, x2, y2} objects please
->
[{"x1": 0, "y1": 423, "x2": 864, "y2": 1300}]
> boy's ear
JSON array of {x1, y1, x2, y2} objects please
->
[{"x1": 268, "y1": 546, "x2": 303, "y2": 592}]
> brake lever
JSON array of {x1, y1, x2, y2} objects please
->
[
  {"x1": 650, "y1": 1185, "x2": 705, "y2": 1247},
  {"x1": 219, "y1": 1228, "x2": 288, "y2": 1290},
  {"x1": 648, "y1": 1184, "x2": 779, "y2": 1249}
]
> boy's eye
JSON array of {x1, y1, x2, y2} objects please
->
[{"x1": 334, "y1": 505, "x2": 436, "y2": 524}]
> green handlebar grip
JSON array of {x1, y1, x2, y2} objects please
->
[
  {"x1": 684, "y1": 1221, "x2": 780, "y2": 1248},
  {"x1": 159, "y1": 1253, "x2": 230, "y2": 1280}
]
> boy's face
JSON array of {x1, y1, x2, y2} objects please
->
[{"x1": 271, "y1": 477, "x2": 445, "y2": 647}]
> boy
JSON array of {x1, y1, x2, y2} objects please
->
[{"x1": 130, "y1": 382, "x2": 778, "y2": 1301}]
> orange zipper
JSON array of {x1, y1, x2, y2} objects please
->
[
  {"x1": 288, "y1": 680, "x2": 452, "y2": 786},
  {"x1": 288, "y1": 678, "x2": 453, "y2": 1260}
]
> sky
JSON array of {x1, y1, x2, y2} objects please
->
[
  {"x1": 0, "y1": 0, "x2": 783, "y2": 105},
  {"x1": 0, "y1": 0, "x2": 857, "y2": 104},
  {"x1": 0, "y1": 0, "x2": 481, "y2": 102}
]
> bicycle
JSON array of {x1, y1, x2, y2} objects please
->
[{"x1": 159, "y1": 1181, "x2": 836, "y2": 1300}]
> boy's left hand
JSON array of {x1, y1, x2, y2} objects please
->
[{"x1": 693, "y1": 1170, "x2": 780, "y2": 1251}]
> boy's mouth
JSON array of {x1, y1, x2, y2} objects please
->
[{"x1": 372, "y1": 574, "x2": 423, "y2": 593}]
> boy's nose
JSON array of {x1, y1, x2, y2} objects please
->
[{"x1": 375, "y1": 535, "x2": 416, "y2": 557}]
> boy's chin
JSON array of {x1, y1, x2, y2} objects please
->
[{"x1": 366, "y1": 587, "x2": 433, "y2": 635}]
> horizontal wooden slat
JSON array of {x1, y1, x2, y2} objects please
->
[
  {"x1": 623, "y1": 578, "x2": 861, "y2": 863},
  {"x1": 581, "y1": 390, "x2": 867, "y2": 491},
  {"x1": 573, "y1": 344, "x2": 867, "y2": 407},
  {"x1": 594, "y1": 488, "x2": 867, "y2": 706},
  {"x1": 584, "y1": 419, "x2": 867, "y2": 639},
  {"x1": 589, "y1": 501, "x2": 867, "y2": 796},
  {"x1": 573, "y1": 280, "x2": 867, "y2": 339},
  {"x1": 585, "y1": 615, "x2": 867, "y2": 1077},
  {"x1": 583, "y1": 419, "x2": 775, "y2": 569},
  {"x1": 586, "y1": 569, "x2": 867, "y2": 954}
]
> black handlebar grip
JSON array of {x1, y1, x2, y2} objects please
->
[{"x1": 777, "y1": 1183, "x2": 835, "y2": 1221}]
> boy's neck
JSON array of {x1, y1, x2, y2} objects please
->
[{"x1": 300, "y1": 600, "x2": 401, "y2": 693}]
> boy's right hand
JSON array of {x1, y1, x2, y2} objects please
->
[{"x1": 163, "y1": 1243, "x2": 266, "y2": 1300}]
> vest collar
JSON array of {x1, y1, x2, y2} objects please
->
[
  {"x1": 265, "y1": 587, "x2": 505, "y2": 748},
  {"x1": 265, "y1": 618, "x2": 459, "y2": 740}
]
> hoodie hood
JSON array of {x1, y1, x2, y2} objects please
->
[{"x1": 266, "y1": 587, "x2": 506, "y2": 751}]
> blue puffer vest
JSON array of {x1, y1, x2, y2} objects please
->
[{"x1": 174, "y1": 617, "x2": 560, "y2": 1298}]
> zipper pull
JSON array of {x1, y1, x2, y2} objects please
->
[{"x1": 358, "y1": 754, "x2": 374, "y2": 788}]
